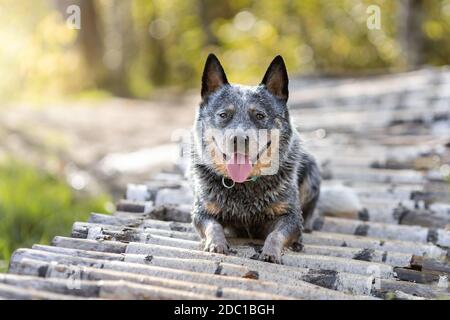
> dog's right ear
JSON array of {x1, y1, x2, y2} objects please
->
[{"x1": 201, "y1": 53, "x2": 229, "y2": 100}]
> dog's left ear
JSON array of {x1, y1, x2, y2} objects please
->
[{"x1": 261, "y1": 55, "x2": 289, "y2": 102}]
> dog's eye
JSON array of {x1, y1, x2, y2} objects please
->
[
  {"x1": 218, "y1": 112, "x2": 228, "y2": 119},
  {"x1": 255, "y1": 113, "x2": 265, "y2": 120}
]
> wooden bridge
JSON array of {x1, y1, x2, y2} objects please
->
[{"x1": 1, "y1": 67, "x2": 449, "y2": 299}]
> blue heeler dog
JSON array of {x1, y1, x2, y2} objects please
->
[{"x1": 190, "y1": 54, "x2": 353, "y2": 263}]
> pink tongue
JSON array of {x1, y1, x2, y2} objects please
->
[{"x1": 226, "y1": 153, "x2": 253, "y2": 183}]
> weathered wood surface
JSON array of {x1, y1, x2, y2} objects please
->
[
  {"x1": 3, "y1": 68, "x2": 450, "y2": 300},
  {"x1": 0, "y1": 273, "x2": 215, "y2": 300},
  {"x1": 116, "y1": 197, "x2": 450, "y2": 228},
  {"x1": 85, "y1": 214, "x2": 448, "y2": 258},
  {"x1": 311, "y1": 216, "x2": 450, "y2": 247},
  {"x1": 72, "y1": 221, "x2": 426, "y2": 269},
  {"x1": 10, "y1": 258, "x2": 288, "y2": 300},
  {"x1": 34, "y1": 242, "x2": 380, "y2": 296},
  {"x1": 0, "y1": 282, "x2": 93, "y2": 300},
  {"x1": 10, "y1": 249, "x2": 367, "y2": 300},
  {"x1": 26, "y1": 242, "x2": 449, "y2": 299}
]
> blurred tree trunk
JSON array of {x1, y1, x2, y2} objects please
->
[
  {"x1": 147, "y1": 5, "x2": 169, "y2": 86},
  {"x1": 54, "y1": 0, "x2": 107, "y2": 88},
  {"x1": 197, "y1": 0, "x2": 219, "y2": 45},
  {"x1": 54, "y1": 0, "x2": 135, "y2": 96},
  {"x1": 397, "y1": 0, "x2": 425, "y2": 68},
  {"x1": 102, "y1": 0, "x2": 135, "y2": 96}
]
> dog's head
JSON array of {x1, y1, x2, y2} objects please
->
[{"x1": 194, "y1": 54, "x2": 293, "y2": 183}]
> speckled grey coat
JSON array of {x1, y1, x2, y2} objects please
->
[{"x1": 190, "y1": 54, "x2": 321, "y2": 263}]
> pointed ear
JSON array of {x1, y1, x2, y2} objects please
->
[
  {"x1": 201, "y1": 53, "x2": 229, "y2": 100},
  {"x1": 260, "y1": 55, "x2": 289, "y2": 102}
]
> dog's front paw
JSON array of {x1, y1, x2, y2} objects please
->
[
  {"x1": 204, "y1": 239, "x2": 229, "y2": 254},
  {"x1": 258, "y1": 246, "x2": 281, "y2": 264}
]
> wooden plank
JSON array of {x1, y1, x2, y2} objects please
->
[
  {"x1": 73, "y1": 221, "x2": 416, "y2": 268},
  {"x1": 312, "y1": 216, "x2": 450, "y2": 246},
  {"x1": 10, "y1": 248, "x2": 363, "y2": 300},
  {"x1": 13, "y1": 258, "x2": 288, "y2": 300},
  {"x1": 0, "y1": 280, "x2": 93, "y2": 300},
  {"x1": 85, "y1": 215, "x2": 448, "y2": 258}
]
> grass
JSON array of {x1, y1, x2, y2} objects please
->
[{"x1": 0, "y1": 159, "x2": 110, "y2": 272}]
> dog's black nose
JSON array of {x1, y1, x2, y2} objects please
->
[
  {"x1": 231, "y1": 133, "x2": 250, "y2": 152},
  {"x1": 232, "y1": 135, "x2": 249, "y2": 145}
]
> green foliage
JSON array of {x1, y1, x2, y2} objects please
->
[
  {"x1": 0, "y1": 160, "x2": 110, "y2": 271},
  {"x1": 0, "y1": 0, "x2": 449, "y2": 99},
  {"x1": 0, "y1": 0, "x2": 86, "y2": 102}
]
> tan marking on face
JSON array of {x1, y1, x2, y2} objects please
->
[
  {"x1": 248, "y1": 104, "x2": 256, "y2": 112},
  {"x1": 267, "y1": 202, "x2": 288, "y2": 216},
  {"x1": 275, "y1": 118, "x2": 282, "y2": 128},
  {"x1": 204, "y1": 201, "x2": 222, "y2": 216},
  {"x1": 250, "y1": 145, "x2": 274, "y2": 177},
  {"x1": 213, "y1": 162, "x2": 228, "y2": 176},
  {"x1": 205, "y1": 134, "x2": 228, "y2": 176},
  {"x1": 210, "y1": 149, "x2": 228, "y2": 176}
]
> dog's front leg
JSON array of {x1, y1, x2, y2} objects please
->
[
  {"x1": 192, "y1": 209, "x2": 229, "y2": 254},
  {"x1": 259, "y1": 212, "x2": 302, "y2": 264}
]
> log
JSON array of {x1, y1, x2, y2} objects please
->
[
  {"x1": 324, "y1": 167, "x2": 425, "y2": 185},
  {"x1": 0, "y1": 273, "x2": 103, "y2": 298},
  {"x1": 303, "y1": 232, "x2": 446, "y2": 259},
  {"x1": 9, "y1": 248, "x2": 363, "y2": 300},
  {"x1": 126, "y1": 183, "x2": 194, "y2": 205},
  {"x1": 411, "y1": 255, "x2": 450, "y2": 275},
  {"x1": 393, "y1": 268, "x2": 445, "y2": 285},
  {"x1": 73, "y1": 222, "x2": 415, "y2": 268},
  {"x1": 46, "y1": 237, "x2": 447, "y2": 298},
  {"x1": 89, "y1": 213, "x2": 193, "y2": 231},
  {"x1": 337, "y1": 181, "x2": 424, "y2": 195},
  {"x1": 73, "y1": 222, "x2": 199, "y2": 241},
  {"x1": 75, "y1": 221, "x2": 450, "y2": 276},
  {"x1": 426, "y1": 203, "x2": 450, "y2": 219},
  {"x1": 0, "y1": 282, "x2": 88, "y2": 300},
  {"x1": 114, "y1": 196, "x2": 450, "y2": 229},
  {"x1": 1, "y1": 272, "x2": 214, "y2": 300},
  {"x1": 371, "y1": 278, "x2": 449, "y2": 299},
  {"x1": 424, "y1": 181, "x2": 450, "y2": 205},
  {"x1": 38, "y1": 241, "x2": 375, "y2": 296},
  {"x1": 358, "y1": 190, "x2": 418, "y2": 201},
  {"x1": 115, "y1": 202, "x2": 192, "y2": 223},
  {"x1": 123, "y1": 232, "x2": 450, "y2": 284},
  {"x1": 149, "y1": 204, "x2": 192, "y2": 222},
  {"x1": 410, "y1": 191, "x2": 448, "y2": 208},
  {"x1": 154, "y1": 187, "x2": 194, "y2": 207},
  {"x1": 124, "y1": 183, "x2": 448, "y2": 227},
  {"x1": 126, "y1": 184, "x2": 151, "y2": 201},
  {"x1": 390, "y1": 291, "x2": 426, "y2": 300},
  {"x1": 399, "y1": 210, "x2": 450, "y2": 229},
  {"x1": 63, "y1": 230, "x2": 398, "y2": 279},
  {"x1": 356, "y1": 199, "x2": 450, "y2": 228},
  {"x1": 84, "y1": 216, "x2": 448, "y2": 258},
  {"x1": 14, "y1": 258, "x2": 288, "y2": 300},
  {"x1": 116, "y1": 200, "x2": 153, "y2": 214},
  {"x1": 312, "y1": 216, "x2": 450, "y2": 247}
]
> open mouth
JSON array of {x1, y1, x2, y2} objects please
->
[{"x1": 211, "y1": 137, "x2": 272, "y2": 183}]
